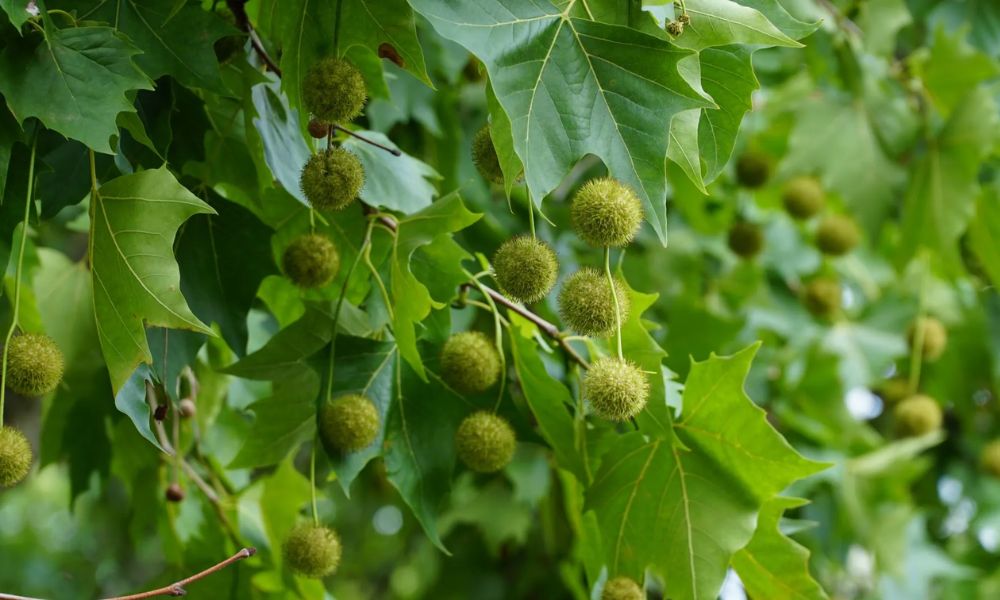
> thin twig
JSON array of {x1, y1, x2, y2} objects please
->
[
  {"x1": 226, "y1": 0, "x2": 282, "y2": 75},
  {"x1": 100, "y1": 548, "x2": 256, "y2": 600},
  {"x1": 333, "y1": 125, "x2": 401, "y2": 156}
]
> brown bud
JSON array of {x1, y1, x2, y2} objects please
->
[
  {"x1": 178, "y1": 399, "x2": 197, "y2": 419},
  {"x1": 378, "y1": 43, "x2": 404, "y2": 68},
  {"x1": 154, "y1": 404, "x2": 168, "y2": 421},
  {"x1": 166, "y1": 483, "x2": 185, "y2": 503},
  {"x1": 308, "y1": 118, "x2": 331, "y2": 139}
]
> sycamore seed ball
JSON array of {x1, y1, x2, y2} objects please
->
[
  {"x1": 782, "y1": 177, "x2": 825, "y2": 219},
  {"x1": 493, "y1": 236, "x2": 559, "y2": 303},
  {"x1": 300, "y1": 147, "x2": 364, "y2": 212},
  {"x1": 5, "y1": 333, "x2": 65, "y2": 396},
  {"x1": 282, "y1": 233, "x2": 340, "y2": 289},
  {"x1": 815, "y1": 214, "x2": 860, "y2": 256},
  {"x1": 0, "y1": 427, "x2": 32, "y2": 487},
  {"x1": 283, "y1": 523, "x2": 342, "y2": 579},
  {"x1": 727, "y1": 221, "x2": 764, "y2": 258},
  {"x1": 571, "y1": 178, "x2": 644, "y2": 247},
  {"x1": 736, "y1": 151, "x2": 770, "y2": 189},
  {"x1": 559, "y1": 269, "x2": 631, "y2": 337},
  {"x1": 894, "y1": 394, "x2": 942, "y2": 437},
  {"x1": 440, "y1": 332, "x2": 502, "y2": 395},
  {"x1": 907, "y1": 316, "x2": 948, "y2": 362},
  {"x1": 455, "y1": 411, "x2": 516, "y2": 473},
  {"x1": 803, "y1": 277, "x2": 841, "y2": 318},
  {"x1": 584, "y1": 357, "x2": 650, "y2": 421},
  {"x1": 876, "y1": 377, "x2": 911, "y2": 405},
  {"x1": 320, "y1": 393, "x2": 380, "y2": 453},
  {"x1": 602, "y1": 576, "x2": 645, "y2": 600},
  {"x1": 981, "y1": 440, "x2": 1000, "y2": 478},
  {"x1": 472, "y1": 125, "x2": 504, "y2": 185},
  {"x1": 302, "y1": 57, "x2": 367, "y2": 124}
]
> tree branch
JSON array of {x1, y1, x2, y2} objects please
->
[
  {"x1": 101, "y1": 548, "x2": 256, "y2": 600},
  {"x1": 225, "y1": 0, "x2": 282, "y2": 76}
]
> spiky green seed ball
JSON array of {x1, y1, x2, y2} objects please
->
[
  {"x1": 300, "y1": 147, "x2": 364, "y2": 212},
  {"x1": 981, "y1": 440, "x2": 1000, "y2": 478},
  {"x1": 455, "y1": 411, "x2": 516, "y2": 473},
  {"x1": 558, "y1": 269, "x2": 631, "y2": 337},
  {"x1": 5, "y1": 333, "x2": 64, "y2": 396},
  {"x1": 0, "y1": 427, "x2": 32, "y2": 488},
  {"x1": 493, "y1": 236, "x2": 559, "y2": 303},
  {"x1": 602, "y1": 576, "x2": 645, "y2": 600},
  {"x1": 283, "y1": 523, "x2": 342, "y2": 579},
  {"x1": 875, "y1": 377, "x2": 911, "y2": 405},
  {"x1": 282, "y1": 233, "x2": 340, "y2": 289},
  {"x1": 907, "y1": 316, "x2": 948, "y2": 362},
  {"x1": 735, "y1": 151, "x2": 770, "y2": 189},
  {"x1": 815, "y1": 214, "x2": 860, "y2": 256},
  {"x1": 727, "y1": 221, "x2": 764, "y2": 258},
  {"x1": 894, "y1": 394, "x2": 942, "y2": 437},
  {"x1": 302, "y1": 57, "x2": 367, "y2": 124},
  {"x1": 472, "y1": 125, "x2": 504, "y2": 185},
  {"x1": 782, "y1": 177, "x2": 825, "y2": 219},
  {"x1": 440, "y1": 332, "x2": 502, "y2": 395},
  {"x1": 584, "y1": 357, "x2": 649, "y2": 421},
  {"x1": 802, "y1": 277, "x2": 841, "y2": 318},
  {"x1": 320, "y1": 393, "x2": 380, "y2": 453},
  {"x1": 571, "y1": 178, "x2": 644, "y2": 247}
]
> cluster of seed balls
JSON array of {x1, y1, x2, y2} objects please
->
[
  {"x1": 278, "y1": 55, "x2": 378, "y2": 581},
  {"x1": 733, "y1": 151, "x2": 861, "y2": 320},
  {"x1": 0, "y1": 333, "x2": 65, "y2": 488},
  {"x1": 277, "y1": 56, "x2": 371, "y2": 296},
  {"x1": 443, "y1": 130, "x2": 653, "y2": 477}
]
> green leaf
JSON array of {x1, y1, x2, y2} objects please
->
[
  {"x1": 780, "y1": 95, "x2": 904, "y2": 231},
  {"x1": 250, "y1": 76, "x2": 312, "y2": 205},
  {"x1": 675, "y1": 344, "x2": 826, "y2": 500},
  {"x1": 0, "y1": 25, "x2": 152, "y2": 153},
  {"x1": 899, "y1": 87, "x2": 999, "y2": 267},
  {"x1": 670, "y1": 0, "x2": 802, "y2": 51},
  {"x1": 340, "y1": 0, "x2": 432, "y2": 86},
  {"x1": 485, "y1": 78, "x2": 523, "y2": 198},
  {"x1": 0, "y1": 0, "x2": 32, "y2": 28},
  {"x1": 731, "y1": 0, "x2": 820, "y2": 40},
  {"x1": 91, "y1": 167, "x2": 215, "y2": 393},
  {"x1": 508, "y1": 314, "x2": 589, "y2": 482},
  {"x1": 61, "y1": 0, "x2": 232, "y2": 93},
  {"x1": 732, "y1": 497, "x2": 829, "y2": 600},
  {"x1": 177, "y1": 194, "x2": 278, "y2": 356},
  {"x1": 910, "y1": 26, "x2": 999, "y2": 117},
  {"x1": 343, "y1": 130, "x2": 440, "y2": 214},
  {"x1": 390, "y1": 193, "x2": 480, "y2": 378},
  {"x1": 969, "y1": 187, "x2": 1000, "y2": 288},
  {"x1": 383, "y1": 358, "x2": 468, "y2": 554},
  {"x1": 410, "y1": 0, "x2": 710, "y2": 243},
  {"x1": 229, "y1": 367, "x2": 319, "y2": 469},
  {"x1": 113, "y1": 364, "x2": 163, "y2": 451},
  {"x1": 619, "y1": 281, "x2": 675, "y2": 439},
  {"x1": 698, "y1": 46, "x2": 756, "y2": 182},
  {"x1": 586, "y1": 433, "x2": 758, "y2": 599}
]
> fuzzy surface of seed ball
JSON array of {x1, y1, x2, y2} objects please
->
[
  {"x1": 735, "y1": 151, "x2": 770, "y2": 188},
  {"x1": 907, "y1": 316, "x2": 948, "y2": 362},
  {"x1": 320, "y1": 393, "x2": 380, "y2": 453},
  {"x1": 440, "y1": 332, "x2": 502, "y2": 395},
  {"x1": 455, "y1": 411, "x2": 516, "y2": 473},
  {"x1": 894, "y1": 394, "x2": 942, "y2": 437},
  {"x1": 803, "y1": 277, "x2": 841, "y2": 318},
  {"x1": 559, "y1": 269, "x2": 631, "y2": 337},
  {"x1": 875, "y1": 377, "x2": 911, "y2": 405},
  {"x1": 571, "y1": 178, "x2": 644, "y2": 247},
  {"x1": 982, "y1": 440, "x2": 1000, "y2": 478},
  {"x1": 584, "y1": 357, "x2": 649, "y2": 421},
  {"x1": 782, "y1": 177, "x2": 825, "y2": 219},
  {"x1": 300, "y1": 147, "x2": 364, "y2": 212},
  {"x1": 815, "y1": 214, "x2": 860, "y2": 256},
  {"x1": 5, "y1": 333, "x2": 64, "y2": 396},
  {"x1": 283, "y1": 523, "x2": 342, "y2": 579},
  {"x1": 282, "y1": 233, "x2": 340, "y2": 289},
  {"x1": 602, "y1": 576, "x2": 645, "y2": 600},
  {"x1": 492, "y1": 236, "x2": 559, "y2": 303},
  {"x1": 471, "y1": 125, "x2": 504, "y2": 185},
  {"x1": 0, "y1": 427, "x2": 32, "y2": 487},
  {"x1": 302, "y1": 57, "x2": 367, "y2": 124},
  {"x1": 727, "y1": 222, "x2": 764, "y2": 258}
]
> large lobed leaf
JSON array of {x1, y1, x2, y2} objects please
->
[
  {"x1": 411, "y1": 0, "x2": 711, "y2": 243},
  {"x1": 91, "y1": 167, "x2": 215, "y2": 393}
]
